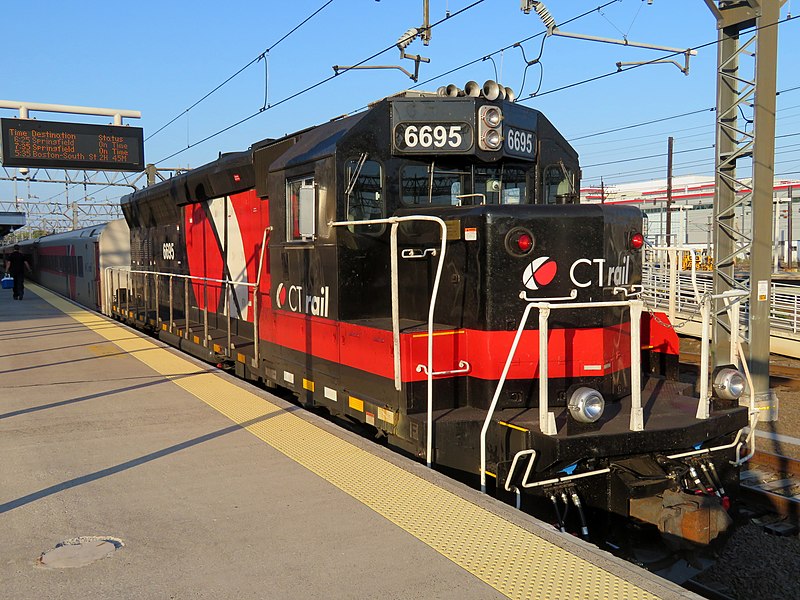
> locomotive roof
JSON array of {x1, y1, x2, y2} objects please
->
[
  {"x1": 120, "y1": 149, "x2": 254, "y2": 210},
  {"x1": 121, "y1": 93, "x2": 577, "y2": 212},
  {"x1": 257, "y1": 112, "x2": 367, "y2": 173}
]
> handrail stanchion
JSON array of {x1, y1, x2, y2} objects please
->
[
  {"x1": 253, "y1": 227, "x2": 272, "y2": 371},
  {"x1": 154, "y1": 273, "x2": 160, "y2": 329},
  {"x1": 143, "y1": 271, "x2": 149, "y2": 323},
  {"x1": 729, "y1": 296, "x2": 740, "y2": 367},
  {"x1": 328, "y1": 215, "x2": 447, "y2": 468},
  {"x1": 668, "y1": 248, "x2": 677, "y2": 323},
  {"x1": 203, "y1": 278, "x2": 208, "y2": 348},
  {"x1": 184, "y1": 277, "x2": 190, "y2": 340},
  {"x1": 226, "y1": 281, "x2": 232, "y2": 357},
  {"x1": 537, "y1": 305, "x2": 557, "y2": 435},
  {"x1": 479, "y1": 303, "x2": 537, "y2": 492},
  {"x1": 697, "y1": 295, "x2": 712, "y2": 419},
  {"x1": 629, "y1": 300, "x2": 644, "y2": 431},
  {"x1": 390, "y1": 222, "x2": 401, "y2": 392},
  {"x1": 169, "y1": 275, "x2": 174, "y2": 331},
  {"x1": 252, "y1": 287, "x2": 259, "y2": 368}
]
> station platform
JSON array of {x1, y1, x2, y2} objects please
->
[{"x1": 0, "y1": 283, "x2": 699, "y2": 599}]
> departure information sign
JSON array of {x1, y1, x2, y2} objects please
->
[{"x1": 0, "y1": 118, "x2": 144, "y2": 171}]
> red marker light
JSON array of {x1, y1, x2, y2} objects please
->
[
  {"x1": 233, "y1": 173, "x2": 241, "y2": 182},
  {"x1": 516, "y1": 233, "x2": 533, "y2": 253},
  {"x1": 630, "y1": 232, "x2": 644, "y2": 250}
]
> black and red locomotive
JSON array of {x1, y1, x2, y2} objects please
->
[{"x1": 101, "y1": 83, "x2": 749, "y2": 541}]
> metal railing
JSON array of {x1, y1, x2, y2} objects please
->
[
  {"x1": 329, "y1": 215, "x2": 451, "y2": 468},
  {"x1": 479, "y1": 296, "x2": 646, "y2": 493},
  {"x1": 643, "y1": 246, "x2": 800, "y2": 343},
  {"x1": 484, "y1": 245, "x2": 760, "y2": 493},
  {"x1": 642, "y1": 244, "x2": 758, "y2": 464},
  {"x1": 103, "y1": 267, "x2": 259, "y2": 364}
]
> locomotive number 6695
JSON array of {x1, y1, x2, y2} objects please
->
[{"x1": 393, "y1": 122, "x2": 473, "y2": 153}]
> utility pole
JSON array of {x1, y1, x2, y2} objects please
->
[
  {"x1": 665, "y1": 136, "x2": 674, "y2": 246},
  {"x1": 786, "y1": 186, "x2": 794, "y2": 271}
]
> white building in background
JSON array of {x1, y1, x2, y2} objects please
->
[{"x1": 582, "y1": 175, "x2": 800, "y2": 266}]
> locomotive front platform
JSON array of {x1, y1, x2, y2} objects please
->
[{"x1": 0, "y1": 284, "x2": 699, "y2": 599}]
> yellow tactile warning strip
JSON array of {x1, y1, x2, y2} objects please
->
[{"x1": 32, "y1": 284, "x2": 659, "y2": 600}]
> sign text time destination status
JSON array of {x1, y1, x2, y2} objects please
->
[{"x1": 0, "y1": 118, "x2": 144, "y2": 171}]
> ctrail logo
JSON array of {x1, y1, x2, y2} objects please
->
[
  {"x1": 522, "y1": 256, "x2": 558, "y2": 290},
  {"x1": 522, "y1": 255, "x2": 633, "y2": 292},
  {"x1": 275, "y1": 282, "x2": 330, "y2": 317}
]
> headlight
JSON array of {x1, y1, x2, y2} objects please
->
[
  {"x1": 568, "y1": 387, "x2": 605, "y2": 423},
  {"x1": 482, "y1": 106, "x2": 502, "y2": 127},
  {"x1": 482, "y1": 129, "x2": 502, "y2": 150},
  {"x1": 477, "y1": 105, "x2": 503, "y2": 151},
  {"x1": 713, "y1": 367, "x2": 746, "y2": 400}
]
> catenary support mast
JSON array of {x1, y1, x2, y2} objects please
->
[{"x1": 705, "y1": 0, "x2": 783, "y2": 414}]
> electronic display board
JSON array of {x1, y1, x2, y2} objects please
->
[{"x1": 0, "y1": 118, "x2": 144, "y2": 171}]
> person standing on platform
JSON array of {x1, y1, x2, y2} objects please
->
[{"x1": 5, "y1": 244, "x2": 32, "y2": 300}]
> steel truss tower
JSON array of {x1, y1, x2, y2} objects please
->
[{"x1": 706, "y1": 0, "x2": 783, "y2": 407}]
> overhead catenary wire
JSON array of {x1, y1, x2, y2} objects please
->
[
  {"x1": 338, "y1": 0, "x2": 621, "y2": 117},
  {"x1": 35, "y1": 0, "x2": 491, "y2": 206},
  {"x1": 25, "y1": 5, "x2": 800, "y2": 211},
  {"x1": 153, "y1": 0, "x2": 489, "y2": 165},
  {"x1": 522, "y1": 12, "x2": 795, "y2": 101},
  {"x1": 145, "y1": 0, "x2": 336, "y2": 143}
]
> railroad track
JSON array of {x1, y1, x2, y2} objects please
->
[
  {"x1": 740, "y1": 451, "x2": 800, "y2": 524},
  {"x1": 680, "y1": 351, "x2": 800, "y2": 380}
]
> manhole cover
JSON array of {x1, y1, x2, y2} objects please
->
[{"x1": 38, "y1": 536, "x2": 124, "y2": 569}]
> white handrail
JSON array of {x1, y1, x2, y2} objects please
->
[
  {"x1": 254, "y1": 227, "x2": 273, "y2": 369},
  {"x1": 480, "y1": 302, "x2": 537, "y2": 493},
  {"x1": 480, "y1": 298, "x2": 645, "y2": 493},
  {"x1": 329, "y1": 215, "x2": 448, "y2": 468},
  {"x1": 105, "y1": 267, "x2": 257, "y2": 289},
  {"x1": 105, "y1": 266, "x2": 257, "y2": 357}
]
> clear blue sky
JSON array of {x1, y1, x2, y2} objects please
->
[{"x1": 1, "y1": 0, "x2": 798, "y2": 216}]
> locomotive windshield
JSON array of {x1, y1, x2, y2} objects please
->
[{"x1": 400, "y1": 161, "x2": 528, "y2": 206}]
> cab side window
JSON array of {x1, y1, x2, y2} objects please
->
[
  {"x1": 543, "y1": 165, "x2": 575, "y2": 205},
  {"x1": 287, "y1": 177, "x2": 315, "y2": 241},
  {"x1": 345, "y1": 159, "x2": 384, "y2": 234}
]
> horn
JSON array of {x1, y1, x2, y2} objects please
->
[
  {"x1": 446, "y1": 83, "x2": 461, "y2": 97},
  {"x1": 504, "y1": 87, "x2": 516, "y2": 102},
  {"x1": 497, "y1": 86, "x2": 506, "y2": 101},
  {"x1": 465, "y1": 81, "x2": 481, "y2": 97},
  {"x1": 437, "y1": 86, "x2": 448, "y2": 96},
  {"x1": 482, "y1": 79, "x2": 501, "y2": 101}
]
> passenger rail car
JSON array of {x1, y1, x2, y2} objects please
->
[
  {"x1": 105, "y1": 83, "x2": 748, "y2": 542},
  {"x1": 3, "y1": 219, "x2": 130, "y2": 312}
]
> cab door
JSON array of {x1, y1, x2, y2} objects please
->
[{"x1": 270, "y1": 169, "x2": 339, "y2": 398}]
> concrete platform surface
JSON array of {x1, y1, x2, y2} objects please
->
[{"x1": 0, "y1": 284, "x2": 699, "y2": 599}]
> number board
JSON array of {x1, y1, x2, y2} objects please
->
[
  {"x1": 0, "y1": 118, "x2": 144, "y2": 171},
  {"x1": 504, "y1": 126, "x2": 536, "y2": 160},
  {"x1": 393, "y1": 122, "x2": 473, "y2": 153}
]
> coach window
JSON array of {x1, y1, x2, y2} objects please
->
[
  {"x1": 287, "y1": 177, "x2": 316, "y2": 241},
  {"x1": 543, "y1": 164, "x2": 575, "y2": 205},
  {"x1": 345, "y1": 158, "x2": 384, "y2": 234}
]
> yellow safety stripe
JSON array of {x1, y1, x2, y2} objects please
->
[
  {"x1": 32, "y1": 284, "x2": 658, "y2": 600},
  {"x1": 498, "y1": 421, "x2": 529, "y2": 433}
]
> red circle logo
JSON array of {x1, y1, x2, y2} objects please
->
[{"x1": 522, "y1": 257, "x2": 558, "y2": 290}]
